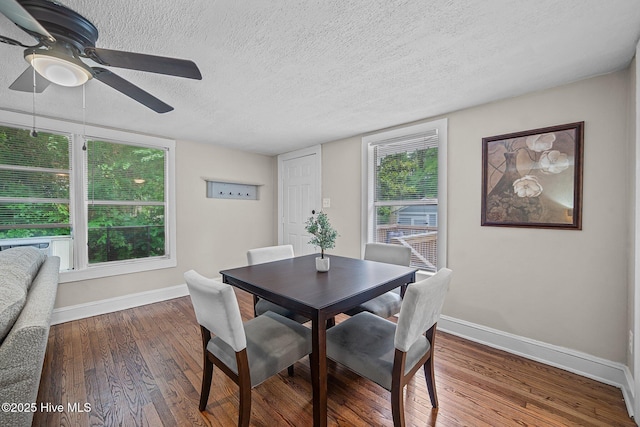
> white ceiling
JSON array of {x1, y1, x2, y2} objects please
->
[{"x1": 0, "y1": 1, "x2": 639, "y2": 156}]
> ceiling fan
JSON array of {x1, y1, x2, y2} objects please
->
[{"x1": 0, "y1": 0, "x2": 202, "y2": 113}]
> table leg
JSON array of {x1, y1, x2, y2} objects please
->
[{"x1": 310, "y1": 313, "x2": 327, "y2": 427}]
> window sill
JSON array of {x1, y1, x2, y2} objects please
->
[
  {"x1": 416, "y1": 269, "x2": 436, "y2": 280},
  {"x1": 59, "y1": 257, "x2": 176, "y2": 283}
]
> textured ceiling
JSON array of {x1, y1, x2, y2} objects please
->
[{"x1": 0, "y1": 0, "x2": 639, "y2": 155}]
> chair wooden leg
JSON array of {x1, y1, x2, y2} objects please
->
[
  {"x1": 326, "y1": 317, "x2": 335, "y2": 329},
  {"x1": 238, "y1": 383, "x2": 251, "y2": 427},
  {"x1": 391, "y1": 383, "x2": 405, "y2": 427},
  {"x1": 199, "y1": 356, "x2": 213, "y2": 411},
  {"x1": 199, "y1": 327, "x2": 214, "y2": 412},
  {"x1": 237, "y1": 349, "x2": 252, "y2": 427},
  {"x1": 424, "y1": 356, "x2": 438, "y2": 408},
  {"x1": 391, "y1": 349, "x2": 407, "y2": 427},
  {"x1": 253, "y1": 295, "x2": 259, "y2": 318},
  {"x1": 424, "y1": 325, "x2": 439, "y2": 408}
]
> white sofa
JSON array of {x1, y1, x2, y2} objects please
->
[{"x1": 0, "y1": 247, "x2": 60, "y2": 427}]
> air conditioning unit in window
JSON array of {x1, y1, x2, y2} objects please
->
[
  {"x1": 0, "y1": 237, "x2": 73, "y2": 270},
  {"x1": 0, "y1": 237, "x2": 53, "y2": 255}
]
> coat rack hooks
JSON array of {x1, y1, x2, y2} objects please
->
[{"x1": 204, "y1": 179, "x2": 260, "y2": 200}]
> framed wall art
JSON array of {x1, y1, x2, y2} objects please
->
[{"x1": 481, "y1": 122, "x2": 584, "y2": 229}]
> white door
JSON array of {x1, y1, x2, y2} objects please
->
[{"x1": 278, "y1": 146, "x2": 321, "y2": 255}]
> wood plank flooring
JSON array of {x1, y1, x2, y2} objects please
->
[{"x1": 33, "y1": 290, "x2": 635, "y2": 426}]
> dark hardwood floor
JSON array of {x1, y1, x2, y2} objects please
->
[{"x1": 33, "y1": 290, "x2": 635, "y2": 426}]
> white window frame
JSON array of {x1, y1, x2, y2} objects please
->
[
  {"x1": 0, "y1": 110, "x2": 177, "y2": 283},
  {"x1": 361, "y1": 118, "x2": 448, "y2": 270}
]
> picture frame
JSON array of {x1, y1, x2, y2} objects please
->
[{"x1": 481, "y1": 122, "x2": 584, "y2": 229}]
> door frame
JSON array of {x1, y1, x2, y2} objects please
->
[{"x1": 277, "y1": 145, "x2": 322, "y2": 247}]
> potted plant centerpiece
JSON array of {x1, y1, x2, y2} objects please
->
[{"x1": 305, "y1": 211, "x2": 338, "y2": 272}]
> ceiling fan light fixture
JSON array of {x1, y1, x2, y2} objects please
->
[
  {"x1": 25, "y1": 50, "x2": 92, "y2": 87},
  {"x1": 4, "y1": 0, "x2": 200, "y2": 112}
]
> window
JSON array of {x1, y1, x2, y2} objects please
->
[
  {"x1": 85, "y1": 139, "x2": 167, "y2": 263},
  {"x1": 0, "y1": 127, "x2": 71, "y2": 239},
  {"x1": 363, "y1": 119, "x2": 447, "y2": 271},
  {"x1": 0, "y1": 110, "x2": 176, "y2": 282}
]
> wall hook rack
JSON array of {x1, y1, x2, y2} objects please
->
[{"x1": 204, "y1": 178, "x2": 261, "y2": 200}]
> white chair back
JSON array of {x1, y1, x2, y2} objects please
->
[
  {"x1": 364, "y1": 243, "x2": 411, "y2": 266},
  {"x1": 394, "y1": 268, "x2": 452, "y2": 352},
  {"x1": 184, "y1": 270, "x2": 247, "y2": 352},
  {"x1": 247, "y1": 244, "x2": 294, "y2": 265}
]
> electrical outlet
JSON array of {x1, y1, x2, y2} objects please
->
[{"x1": 629, "y1": 330, "x2": 634, "y2": 355}]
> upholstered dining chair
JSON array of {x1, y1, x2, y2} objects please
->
[
  {"x1": 247, "y1": 244, "x2": 309, "y2": 323},
  {"x1": 326, "y1": 268, "x2": 452, "y2": 427},
  {"x1": 344, "y1": 242, "x2": 412, "y2": 318},
  {"x1": 184, "y1": 270, "x2": 312, "y2": 427}
]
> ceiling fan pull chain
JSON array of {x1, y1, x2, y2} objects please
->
[
  {"x1": 82, "y1": 84, "x2": 87, "y2": 151},
  {"x1": 83, "y1": 84, "x2": 96, "y2": 205},
  {"x1": 81, "y1": 84, "x2": 95, "y2": 204},
  {"x1": 30, "y1": 57, "x2": 37, "y2": 138}
]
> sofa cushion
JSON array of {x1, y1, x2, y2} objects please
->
[
  {"x1": 0, "y1": 247, "x2": 47, "y2": 293},
  {"x1": 0, "y1": 283, "x2": 26, "y2": 344},
  {"x1": 0, "y1": 247, "x2": 47, "y2": 342}
]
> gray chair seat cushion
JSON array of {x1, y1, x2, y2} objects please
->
[
  {"x1": 344, "y1": 289, "x2": 402, "y2": 318},
  {"x1": 208, "y1": 311, "x2": 312, "y2": 387},
  {"x1": 255, "y1": 298, "x2": 309, "y2": 324},
  {"x1": 326, "y1": 312, "x2": 430, "y2": 390}
]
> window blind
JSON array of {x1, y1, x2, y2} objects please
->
[
  {"x1": 0, "y1": 125, "x2": 71, "y2": 236},
  {"x1": 85, "y1": 139, "x2": 167, "y2": 263},
  {"x1": 368, "y1": 127, "x2": 440, "y2": 271},
  {"x1": 373, "y1": 129, "x2": 439, "y2": 204}
]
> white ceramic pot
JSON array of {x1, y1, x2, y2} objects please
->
[{"x1": 315, "y1": 256, "x2": 330, "y2": 272}]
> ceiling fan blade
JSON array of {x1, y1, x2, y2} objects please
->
[
  {"x1": 9, "y1": 66, "x2": 50, "y2": 92},
  {"x1": 92, "y1": 67, "x2": 173, "y2": 114},
  {"x1": 85, "y1": 47, "x2": 202, "y2": 80},
  {"x1": 0, "y1": 34, "x2": 31, "y2": 47},
  {"x1": 0, "y1": 0, "x2": 55, "y2": 42}
]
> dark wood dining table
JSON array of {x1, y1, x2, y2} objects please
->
[{"x1": 220, "y1": 253, "x2": 417, "y2": 427}]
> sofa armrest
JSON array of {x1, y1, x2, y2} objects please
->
[{"x1": 0, "y1": 256, "x2": 59, "y2": 427}]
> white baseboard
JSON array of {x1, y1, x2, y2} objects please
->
[
  {"x1": 438, "y1": 315, "x2": 635, "y2": 417},
  {"x1": 51, "y1": 284, "x2": 189, "y2": 325}
]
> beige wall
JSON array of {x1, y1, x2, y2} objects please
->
[
  {"x1": 321, "y1": 69, "x2": 632, "y2": 363},
  {"x1": 55, "y1": 140, "x2": 277, "y2": 308},
  {"x1": 53, "y1": 66, "x2": 633, "y2": 364},
  {"x1": 321, "y1": 137, "x2": 363, "y2": 258}
]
